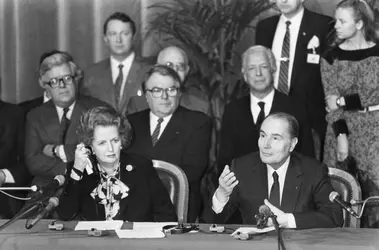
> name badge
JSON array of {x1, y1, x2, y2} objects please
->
[{"x1": 307, "y1": 53, "x2": 320, "y2": 64}]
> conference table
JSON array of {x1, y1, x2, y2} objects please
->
[{"x1": 0, "y1": 220, "x2": 378, "y2": 250}]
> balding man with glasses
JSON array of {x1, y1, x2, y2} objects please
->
[
  {"x1": 126, "y1": 64, "x2": 212, "y2": 222},
  {"x1": 127, "y1": 46, "x2": 210, "y2": 116},
  {"x1": 25, "y1": 51, "x2": 107, "y2": 191}
]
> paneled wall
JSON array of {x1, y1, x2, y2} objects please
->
[{"x1": 0, "y1": 0, "x2": 141, "y2": 103}]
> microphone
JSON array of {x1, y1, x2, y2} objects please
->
[
  {"x1": 329, "y1": 191, "x2": 359, "y2": 218},
  {"x1": 255, "y1": 205, "x2": 271, "y2": 229},
  {"x1": 25, "y1": 196, "x2": 60, "y2": 229},
  {"x1": 31, "y1": 175, "x2": 65, "y2": 200}
]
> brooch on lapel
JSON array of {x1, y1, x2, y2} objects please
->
[
  {"x1": 125, "y1": 164, "x2": 135, "y2": 172},
  {"x1": 137, "y1": 89, "x2": 143, "y2": 96},
  {"x1": 306, "y1": 35, "x2": 320, "y2": 64}
]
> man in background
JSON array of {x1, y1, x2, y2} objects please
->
[
  {"x1": 255, "y1": 0, "x2": 334, "y2": 159},
  {"x1": 81, "y1": 12, "x2": 150, "y2": 115},
  {"x1": 127, "y1": 45, "x2": 210, "y2": 116}
]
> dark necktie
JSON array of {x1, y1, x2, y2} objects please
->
[
  {"x1": 151, "y1": 118, "x2": 164, "y2": 146},
  {"x1": 256, "y1": 101, "x2": 265, "y2": 127},
  {"x1": 60, "y1": 107, "x2": 70, "y2": 144},
  {"x1": 269, "y1": 171, "x2": 280, "y2": 208},
  {"x1": 278, "y1": 21, "x2": 291, "y2": 95},
  {"x1": 114, "y1": 64, "x2": 124, "y2": 110}
]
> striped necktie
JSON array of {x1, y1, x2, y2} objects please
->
[
  {"x1": 114, "y1": 64, "x2": 124, "y2": 110},
  {"x1": 60, "y1": 107, "x2": 70, "y2": 143},
  {"x1": 151, "y1": 118, "x2": 164, "y2": 146},
  {"x1": 278, "y1": 21, "x2": 291, "y2": 95}
]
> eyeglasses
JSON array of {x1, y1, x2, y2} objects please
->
[
  {"x1": 165, "y1": 62, "x2": 187, "y2": 72},
  {"x1": 45, "y1": 75, "x2": 74, "y2": 88},
  {"x1": 146, "y1": 87, "x2": 180, "y2": 98}
]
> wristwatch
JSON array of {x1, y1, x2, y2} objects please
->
[{"x1": 52, "y1": 145, "x2": 58, "y2": 158}]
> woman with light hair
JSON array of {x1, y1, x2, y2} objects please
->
[{"x1": 321, "y1": 0, "x2": 379, "y2": 228}]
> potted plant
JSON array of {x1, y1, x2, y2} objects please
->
[{"x1": 145, "y1": 0, "x2": 274, "y2": 205}]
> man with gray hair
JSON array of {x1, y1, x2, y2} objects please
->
[
  {"x1": 25, "y1": 51, "x2": 107, "y2": 189},
  {"x1": 217, "y1": 45, "x2": 314, "y2": 176}
]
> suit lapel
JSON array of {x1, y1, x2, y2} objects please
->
[
  {"x1": 266, "y1": 16, "x2": 280, "y2": 48},
  {"x1": 64, "y1": 100, "x2": 85, "y2": 145},
  {"x1": 116, "y1": 156, "x2": 135, "y2": 218},
  {"x1": 290, "y1": 9, "x2": 313, "y2": 91},
  {"x1": 155, "y1": 107, "x2": 183, "y2": 147},
  {"x1": 101, "y1": 60, "x2": 117, "y2": 108},
  {"x1": 240, "y1": 96, "x2": 257, "y2": 128},
  {"x1": 119, "y1": 59, "x2": 144, "y2": 114},
  {"x1": 281, "y1": 156, "x2": 303, "y2": 212},
  {"x1": 251, "y1": 158, "x2": 269, "y2": 203},
  {"x1": 41, "y1": 101, "x2": 61, "y2": 143}
]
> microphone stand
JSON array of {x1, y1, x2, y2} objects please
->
[
  {"x1": 0, "y1": 198, "x2": 45, "y2": 231},
  {"x1": 270, "y1": 215, "x2": 286, "y2": 250}
]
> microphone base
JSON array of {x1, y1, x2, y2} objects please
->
[{"x1": 162, "y1": 224, "x2": 199, "y2": 234}]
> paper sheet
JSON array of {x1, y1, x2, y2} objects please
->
[
  {"x1": 231, "y1": 226, "x2": 275, "y2": 236},
  {"x1": 74, "y1": 220, "x2": 124, "y2": 231},
  {"x1": 133, "y1": 222, "x2": 178, "y2": 230},
  {"x1": 115, "y1": 228, "x2": 166, "y2": 239}
]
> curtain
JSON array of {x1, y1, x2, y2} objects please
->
[
  {"x1": 0, "y1": 0, "x2": 141, "y2": 104},
  {"x1": 0, "y1": 0, "x2": 355, "y2": 104}
]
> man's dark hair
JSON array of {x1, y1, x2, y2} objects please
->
[
  {"x1": 265, "y1": 112, "x2": 299, "y2": 139},
  {"x1": 141, "y1": 64, "x2": 183, "y2": 93},
  {"x1": 103, "y1": 12, "x2": 136, "y2": 35}
]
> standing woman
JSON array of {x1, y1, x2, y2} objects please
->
[
  {"x1": 321, "y1": 0, "x2": 379, "y2": 228},
  {"x1": 57, "y1": 106, "x2": 177, "y2": 222}
]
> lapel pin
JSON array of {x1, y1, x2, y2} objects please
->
[
  {"x1": 125, "y1": 164, "x2": 134, "y2": 172},
  {"x1": 137, "y1": 90, "x2": 142, "y2": 96},
  {"x1": 303, "y1": 32, "x2": 306, "y2": 36}
]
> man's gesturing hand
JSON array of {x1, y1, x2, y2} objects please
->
[{"x1": 215, "y1": 165, "x2": 239, "y2": 203}]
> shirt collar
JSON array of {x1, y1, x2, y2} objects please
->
[
  {"x1": 110, "y1": 52, "x2": 135, "y2": 68},
  {"x1": 149, "y1": 111, "x2": 173, "y2": 123},
  {"x1": 279, "y1": 7, "x2": 304, "y2": 25},
  {"x1": 55, "y1": 101, "x2": 76, "y2": 113},
  {"x1": 250, "y1": 88, "x2": 275, "y2": 105},
  {"x1": 43, "y1": 91, "x2": 50, "y2": 103},
  {"x1": 266, "y1": 155, "x2": 291, "y2": 177}
]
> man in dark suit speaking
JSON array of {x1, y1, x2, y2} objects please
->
[
  {"x1": 127, "y1": 65, "x2": 212, "y2": 222},
  {"x1": 206, "y1": 113, "x2": 342, "y2": 229}
]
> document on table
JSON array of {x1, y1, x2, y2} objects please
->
[
  {"x1": 115, "y1": 222, "x2": 178, "y2": 239},
  {"x1": 74, "y1": 220, "x2": 124, "y2": 231},
  {"x1": 133, "y1": 222, "x2": 178, "y2": 230},
  {"x1": 116, "y1": 228, "x2": 166, "y2": 239},
  {"x1": 231, "y1": 226, "x2": 275, "y2": 236}
]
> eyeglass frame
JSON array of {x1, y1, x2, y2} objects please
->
[
  {"x1": 44, "y1": 74, "x2": 75, "y2": 88},
  {"x1": 145, "y1": 86, "x2": 181, "y2": 98}
]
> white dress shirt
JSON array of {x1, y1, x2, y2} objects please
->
[
  {"x1": 272, "y1": 8, "x2": 304, "y2": 90},
  {"x1": 149, "y1": 112, "x2": 173, "y2": 140},
  {"x1": 212, "y1": 156, "x2": 297, "y2": 228},
  {"x1": 110, "y1": 52, "x2": 135, "y2": 100},
  {"x1": 250, "y1": 89, "x2": 275, "y2": 123}
]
